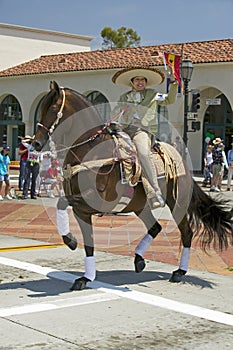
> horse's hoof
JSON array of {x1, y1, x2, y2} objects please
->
[
  {"x1": 62, "y1": 233, "x2": 77, "y2": 250},
  {"x1": 134, "y1": 254, "x2": 146, "y2": 273},
  {"x1": 70, "y1": 277, "x2": 90, "y2": 291},
  {"x1": 169, "y1": 269, "x2": 186, "y2": 283}
]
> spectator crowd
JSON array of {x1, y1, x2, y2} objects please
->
[{"x1": 0, "y1": 135, "x2": 64, "y2": 201}]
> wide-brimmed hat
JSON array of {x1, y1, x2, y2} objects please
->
[
  {"x1": 112, "y1": 67, "x2": 165, "y2": 87},
  {"x1": 21, "y1": 135, "x2": 34, "y2": 142},
  {"x1": 213, "y1": 137, "x2": 224, "y2": 145}
]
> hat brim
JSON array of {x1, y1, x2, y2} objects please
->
[
  {"x1": 21, "y1": 135, "x2": 34, "y2": 142},
  {"x1": 213, "y1": 139, "x2": 223, "y2": 145},
  {"x1": 112, "y1": 67, "x2": 164, "y2": 87}
]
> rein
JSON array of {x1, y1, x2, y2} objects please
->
[
  {"x1": 38, "y1": 87, "x2": 113, "y2": 149},
  {"x1": 37, "y1": 88, "x2": 135, "y2": 177}
]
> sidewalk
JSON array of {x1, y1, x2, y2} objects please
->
[{"x1": 0, "y1": 183, "x2": 232, "y2": 276}]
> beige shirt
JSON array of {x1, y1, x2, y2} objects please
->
[{"x1": 114, "y1": 82, "x2": 178, "y2": 134}]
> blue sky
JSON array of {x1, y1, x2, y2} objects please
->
[{"x1": 0, "y1": 0, "x2": 232, "y2": 50}]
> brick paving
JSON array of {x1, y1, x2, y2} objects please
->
[{"x1": 0, "y1": 199, "x2": 232, "y2": 276}]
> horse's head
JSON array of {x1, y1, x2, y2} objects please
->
[
  {"x1": 33, "y1": 81, "x2": 67, "y2": 151},
  {"x1": 33, "y1": 81, "x2": 99, "y2": 152}
]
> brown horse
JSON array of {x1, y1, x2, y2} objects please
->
[{"x1": 33, "y1": 81, "x2": 232, "y2": 290}]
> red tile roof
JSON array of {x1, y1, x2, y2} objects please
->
[{"x1": 0, "y1": 39, "x2": 232, "y2": 77}]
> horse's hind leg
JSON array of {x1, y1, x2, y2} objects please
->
[
  {"x1": 169, "y1": 214, "x2": 193, "y2": 283},
  {"x1": 134, "y1": 205, "x2": 162, "y2": 273}
]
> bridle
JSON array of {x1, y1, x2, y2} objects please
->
[
  {"x1": 35, "y1": 87, "x2": 135, "y2": 176},
  {"x1": 37, "y1": 87, "x2": 120, "y2": 152},
  {"x1": 37, "y1": 88, "x2": 66, "y2": 138}
]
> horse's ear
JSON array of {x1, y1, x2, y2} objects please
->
[{"x1": 49, "y1": 81, "x2": 60, "y2": 93}]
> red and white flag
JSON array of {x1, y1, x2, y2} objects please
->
[{"x1": 163, "y1": 51, "x2": 182, "y2": 89}]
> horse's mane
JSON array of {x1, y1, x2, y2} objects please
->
[
  {"x1": 39, "y1": 86, "x2": 103, "y2": 123},
  {"x1": 39, "y1": 90, "x2": 57, "y2": 121},
  {"x1": 66, "y1": 88, "x2": 93, "y2": 108}
]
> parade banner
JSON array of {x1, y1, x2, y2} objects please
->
[{"x1": 163, "y1": 51, "x2": 182, "y2": 89}]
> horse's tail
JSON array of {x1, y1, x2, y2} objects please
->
[{"x1": 187, "y1": 180, "x2": 233, "y2": 251}]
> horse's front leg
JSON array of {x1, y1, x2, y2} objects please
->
[
  {"x1": 70, "y1": 210, "x2": 95, "y2": 291},
  {"x1": 134, "y1": 206, "x2": 162, "y2": 273},
  {"x1": 169, "y1": 215, "x2": 193, "y2": 283},
  {"x1": 56, "y1": 197, "x2": 78, "y2": 250}
]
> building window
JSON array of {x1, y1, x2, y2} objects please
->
[
  {"x1": 0, "y1": 95, "x2": 22, "y2": 121},
  {"x1": 86, "y1": 91, "x2": 110, "y2": 122}
]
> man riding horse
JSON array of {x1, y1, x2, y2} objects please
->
[
  {"x1": 32, "y1": 80, "x2": 232, "y2": 290},
  {"x1": 112, "y1": 66, "x2": 178, "y2": 209}
]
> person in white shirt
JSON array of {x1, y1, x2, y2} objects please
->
[
  {"x1": 203, "y1": 144, "x2": 213, "y2": 187},
  {"x1": 227, "y1": 141, "x2": 233, "y2": 191},
  {"x1": 219, "y1": 143, "x2": 228, "y2": 190}
]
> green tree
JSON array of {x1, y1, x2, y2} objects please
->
[{"x1": 101, "y1": 27, "x2": 141, "y2": 49}]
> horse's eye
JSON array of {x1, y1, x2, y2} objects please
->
[{"x1": 51, "y1": 107, "x2": 57, "y2": 112}]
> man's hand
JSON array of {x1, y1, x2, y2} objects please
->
[{"x1": 167, "y1": 65, "x2": 175, "y2": 82}]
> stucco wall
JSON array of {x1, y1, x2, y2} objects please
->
[
  {"x1": 0, "y1": 23, "x2": 92, "y2": 70},
  {"x1": 0, "y1": 62, "x2": 232, "y2": 171}
]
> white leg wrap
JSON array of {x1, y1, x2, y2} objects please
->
[
  {"x1": 179, "y1": 247, "x2": 190, "y2": 271},
  {"x1": 56, "y1": 209, "x2": 70, "y2": 236},
  {"x1": 135, "y1": 234, "x2": 153, "y2": 257},
  {"x1": 83, "y1": 256, "x2": 96, "y2": 281}
]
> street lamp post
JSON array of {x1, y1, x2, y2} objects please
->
[{"x1": 181, "y1": 58, "x2": 193, "y2": 159}]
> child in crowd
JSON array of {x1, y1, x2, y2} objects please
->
[
  {"x1": 0, "y1": 146, "x2": 12, "y2": 200},
  {"x1": 43, "y1": 159, "x2": 63, "y2": 198},
  {"x1": 203, "y1": 144, "x2": 213, "y2": 187}
]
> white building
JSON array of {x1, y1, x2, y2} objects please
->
[{"x1": 0, "y1": 23, "x2": 93, "y2": 70}]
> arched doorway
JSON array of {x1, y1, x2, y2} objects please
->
[
  {"x1": 0, "y1": 95, "x2": 24, "y2": 159},
  {"x1": 203, "y1": 93, "x2": 233, "y2": 157}
]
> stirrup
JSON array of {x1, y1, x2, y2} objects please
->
[
  {"x1": 155, "y1": 191, "x2": 165, "y2": 207},
  {"x1": 148, "y1": 193, "x2": 165, "y2": 209}
]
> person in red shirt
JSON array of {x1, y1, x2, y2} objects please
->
[
  {"x1": 18, "y1": 135, "x2": 33, "y2": 190},
  {"x1": 44, "y1": 160, "x2": 63, "y2": 198}
]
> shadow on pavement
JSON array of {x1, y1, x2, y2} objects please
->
[{"x1": 0, "y1": 268, "x2": 216, "y2": 298}]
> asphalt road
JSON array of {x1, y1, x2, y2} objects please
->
[{"x1": 0, "y1": 235, "x2": 232, "y2": 350}]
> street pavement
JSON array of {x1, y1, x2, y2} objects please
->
[
  {"x1": 0, "y1": 174, "x2": 232, "y2": 276},
  {"x1": 0, "y1": 235, "x2": 233, "y2": 349},
  {"x1": 0, "y1": 174, "x2": 232, "y2": 349}
]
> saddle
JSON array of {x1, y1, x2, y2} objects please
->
[
  {"x1": 112, "y1": 132, "x2": 180, "y2": 186},
  {"x1": 111, "y1": 132, "x2": 141, "y2": 186},
  {"x1": 63, "y1": 132, "x2": 180, "y2": 186},
  {"x1": 62, "y1": 128, "x2": 182, "y2": 213}
]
